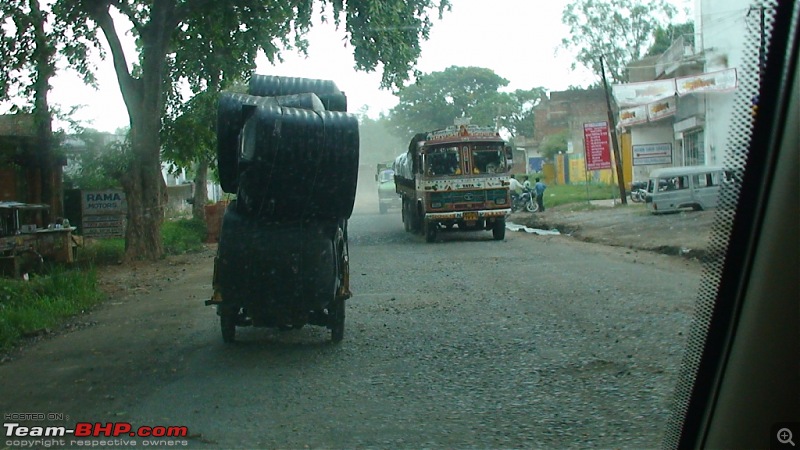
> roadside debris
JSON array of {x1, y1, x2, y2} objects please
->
[{"x1": 506, "y1": 222, "x2": 561, "y2": 235}]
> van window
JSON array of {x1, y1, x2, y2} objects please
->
[{"x1": 693, "y1": 172, "x2": 718, "y2": 188}]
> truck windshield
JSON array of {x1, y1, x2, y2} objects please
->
[
  {"x1": 425, "y1": 146, "x2": 461, "y2": 176},
  {"x1": 472, "y1": 145, "x2": 506, "y2": 174},
  {"x1": 378, "y1": 170, "x2": 394, "y2": 183}
]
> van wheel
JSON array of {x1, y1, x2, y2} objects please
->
[{"x1": 692, "y1": 203, "x2": 704, "y2": 211}]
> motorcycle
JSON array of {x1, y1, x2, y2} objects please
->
[
  {"x1": 511, "y1": 188, "x2": 538, "y2": 213},
  {"x1": 629, "y1": 180, "x2": 648, "y2": 203}
]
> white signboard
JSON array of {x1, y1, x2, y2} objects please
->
[
  {"x1": 81, "y1": 190, "x2": 126, "y2": 238},
  {"x1": 81, "y1": 190, "x2": 127, "y2": 215},
  {"x1": 633, "y1": 143, "x2": 673, "y2": 166}
]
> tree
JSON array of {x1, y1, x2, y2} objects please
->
[
  {"x1": 161, "y1": 90, "x2": 217, "y2": 220},
  {"x1": 538, "y1": 129, "x2": 570, "y2": 161},
  {"x1": 63, "y1": 128, "x2": 130, "y2": 190},
  {"x1": 646, "y1": 21, "x2": 694, "y2": 57},
  {"x1": 54, "y1": 0, "x2": 449, "y2": 261},
  {"x1": 0, "y1": 0, "x2": 98, "y2": 218},
  {"x1": 560, "y1": 0, "x2": 677, "y2": 83},
  {"x1": 387, "y1": 66, "x2": 545, "y2": 140}
]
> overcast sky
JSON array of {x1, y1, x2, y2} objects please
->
[{"x1": 22, "y1": 0, "x2": 690, "y2": 133}]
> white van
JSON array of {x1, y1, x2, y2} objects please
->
[{"x1": 646, "y1": 165, "x2": 730, "y2": 213}]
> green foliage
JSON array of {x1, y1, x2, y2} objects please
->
[
  {"x1": 162, "y1": 90, "x2": 217, "y2": 175},
  {"x1": 161, "y1": 218, "x2": 207, "y2": 255},
  {"x1": 80, "y1": 238, "x2": 125, "y2": 266},
  {"x1": 560, "y1": 0, "x2": 678, "y2": 83},
  {"x1": 540, "y1": 130, "x2": 571, "y2": 161},
  {"x1": 0, "y1": 269, "x2": 102, "y2": 351},
  {"x1": 646, "y1": 22, "x2": 695, "y2": 57},
  {"x1": 63, "y1": 129, "x2": 130, "y2": 190},
  {"x1": 387, "y1": 66, "x2": 545, "y2": 140}
]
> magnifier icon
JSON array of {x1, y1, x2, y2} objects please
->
[{"x1": 778, "y1": 428, "x2": 796, "y2": 446}]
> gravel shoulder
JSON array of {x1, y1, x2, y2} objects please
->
[{"x1": 513, "y1": 202, "x2": 717, "y2": 260}]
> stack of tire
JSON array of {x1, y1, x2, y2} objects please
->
[
  {"x1": 216, "y1": 75, "x2": 359, "y2": 221},
  {"x1": 214, "y1": 75, "x2": 358, "y2": 335}
]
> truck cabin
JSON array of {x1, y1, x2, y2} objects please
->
[{"x1": 421, "y1": 143, "x2": 507, "y2": 177}]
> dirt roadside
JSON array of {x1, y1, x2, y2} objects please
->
[{"x1": 511, "y1": 201, "x2": 718, "y2": 261}]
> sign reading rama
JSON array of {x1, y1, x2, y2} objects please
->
[{"x1": 82, "y1": 190, "x2": 127, "y2": 215}]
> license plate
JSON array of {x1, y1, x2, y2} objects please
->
[{"x1": 463, "y1": 212, "x2": 478, "y2": 221}]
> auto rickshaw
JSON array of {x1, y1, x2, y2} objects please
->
[{"x1": 206, "y1": 75, "x2": 358, "y2": 343}]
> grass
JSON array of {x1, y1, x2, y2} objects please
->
[
  {"x1": 161, "y1": 217, "x2": 207, "y2": 255},
  {"x1": 543, "y1": 183, "x2": 617, "y2": 209},
  {"x1": 0, "y1": 268, "x2": 103, "y2": 351},
  {"x1": 0, "y1": 218, "x2": 207, "y2": 352},
  {"x1": 80, "y1": 238, "x2": 125, "y2": 265}
]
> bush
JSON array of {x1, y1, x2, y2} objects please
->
[
  {"x1": 161, "y1": 218, "x2": 207, "y2": 255},
  {"x1": 80, "y1": 238, "x2": 125, "y2": 266},
  {"x1": 0, "y1": 269, "x2": 102, "y2": 351}
]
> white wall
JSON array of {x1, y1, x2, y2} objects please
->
[
  {"x1": 699, "y1": 0, "x2": 755, "y2": 166},
  {"x1": 631, "y1": 123, "x2": 677, "y2": 181}
]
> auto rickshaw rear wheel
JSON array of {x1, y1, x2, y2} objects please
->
[
  {"x1": 220, "y1": 307, "x2": 237, "y2": 343},
  {"x1": 329, "y1": 298, "x2": 345, "y2": 343}
]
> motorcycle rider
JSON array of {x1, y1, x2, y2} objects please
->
[{"x1": 509, "y1": 174, "x2": 524, "y2": 203}]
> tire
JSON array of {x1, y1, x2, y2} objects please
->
[
  {"x1": 402, "y1": 200, "x2": 412, "y2": 232},
  {"x1": 525, "y1": 198, "x2": 538, "y2": 213},
  {"x1": 492, "y1": 218, "x2": 506, "y2": 240},
  {"x1": 220, "y1": 310, "x2": 236, "y2": 343},
  {"x1": 330, "y1": 298, "x2": 345, "y2": 343},
  {"x1": 424, "y1": 220, "x2": 437, "y2": 243}
]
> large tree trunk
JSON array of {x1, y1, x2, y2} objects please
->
[
  {"x1": 192, "y1": 159, "x2": 208, "y2": 221},
  {"x1": 30, "y1": 0, "x2": 60, "y2": 220},
  {"x1": 94, "y1": 3, "x2": 177, "y2": 260}
]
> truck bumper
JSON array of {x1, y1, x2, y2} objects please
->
[{"x1": 425, "y1": 209, "x2": 510, "y2": 221}]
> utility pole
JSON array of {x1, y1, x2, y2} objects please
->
[{"x1": 600, "y1": 56, "x2": 627, "y2": 205}]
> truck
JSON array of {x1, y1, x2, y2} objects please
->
[
  {"x1": 394, "y1": 121, "x2": 512, "y2": 242},
  {"x1": 375, "y1": 161, "x2": 401, "y2": 214}
]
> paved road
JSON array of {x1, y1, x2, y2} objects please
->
[{"x1": 0, "y1": 204, "x2": 702, "y2": 449}]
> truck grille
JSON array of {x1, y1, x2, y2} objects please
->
[{"x1": 429, "y1": 189, "x2": 507, "y2": 208}]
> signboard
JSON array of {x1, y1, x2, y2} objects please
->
[
  {"x1": 81, "y1": 190, "x2": 126, "y2": 237},
  {"x1": 619, "y1": 105, "x2": 648, "y2": 127},
  {"x1": 583, "y1": 122, "x2": 612, "y2": 171},
  {"x1": 676, "y1": 68, "x2": 737, "y2": 96},
  {"x1": 82, "y1": 190, "x2": 127, "y2": 215},
  {"x1": 611, "y1": 78, "x2": 676, "y2": 107},
  {"x1": 647, "y1": 97, "x2": 677, "y2": 121},
  {"x1": 633, "y1": 143, "x2": 673, "y2": 166}
]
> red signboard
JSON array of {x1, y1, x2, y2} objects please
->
[{"x1": 583, "y1": 121, "x2": 612, "y2": 171}]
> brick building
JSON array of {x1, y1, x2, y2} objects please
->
[{"x1": 0, "y1": 114, "x2": 64, "y2": 219}]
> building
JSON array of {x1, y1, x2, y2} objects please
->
[
  {"x1": 0, "y1": 114, "x2": 64, "y2": 219},
  {"x1": 613, "y1": 0, "x2": 761, "y2": 180}
]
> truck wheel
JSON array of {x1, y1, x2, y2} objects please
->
[
  {"x1": 402, "y1": 201, "x2": 411, "y2": 232},
  {"x1": 424, "y1": 221, "x2": 437, "y2": 243},
  {"x1": 492, "y1": 218, "x2": 506, "y2": 240},
  {"x1": 330, "y1": 298, "x2": 345, "y2": 343}
]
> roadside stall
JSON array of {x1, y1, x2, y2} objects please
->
[{"x1": 0, "y1": 202, "x2": 78, "y2": 278}]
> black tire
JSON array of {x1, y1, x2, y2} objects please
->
[
  {"x1": 424, "y1": 220, "x2": 437, "y2": 243},
  {"x1": 525, "y1": 198, "x2": 538, "y2": 213},
  {"x1": 330, "y1": 298, "x2": 345, "y2": 343},
  {"x1": 402, "y1": 200, "x2": 411, "y2": 232},
  {"x1": 493, "y1": 218, "x2": 506, "y2": 240},
  {"x1": 220, "y1": 310, "x2": 236, "y2": 343}
]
